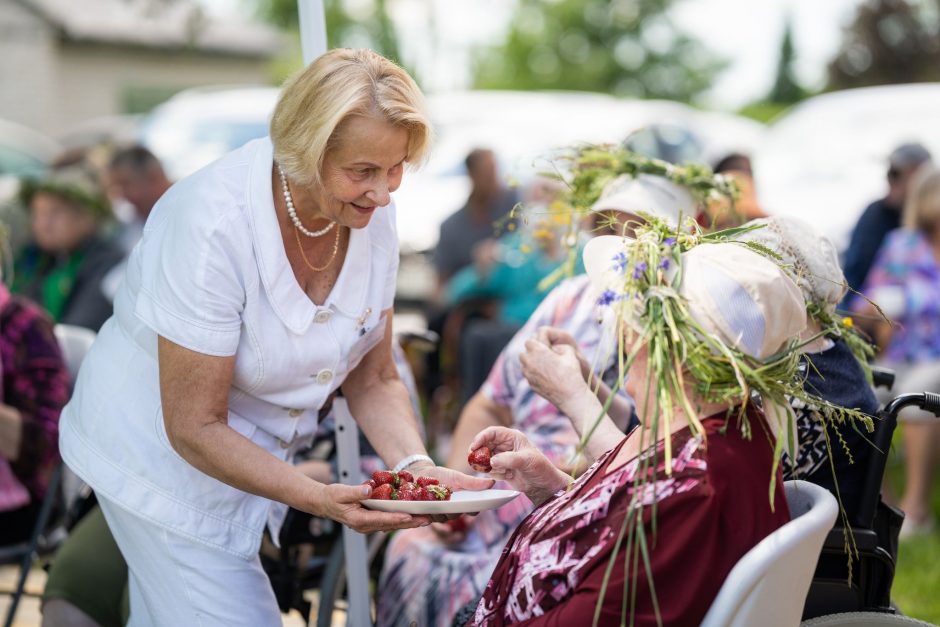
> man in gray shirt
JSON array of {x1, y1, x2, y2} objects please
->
[{"x1": 432, "y1": 148, "x2": 518, "y2": 291}]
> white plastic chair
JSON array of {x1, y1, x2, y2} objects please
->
[
  {"x1": 701, "y1": 480, "x2": 838, "y2": 627},
  {"x1": 53, "y1": 324, "x2": 96, "y2": 385},
  {"x1": 53, "y1": 324, "x2": 97, "y2": 509}
]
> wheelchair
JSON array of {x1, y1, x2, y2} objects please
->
[{"x1": 801, "y1": 365, "x2": 939, "y2": 625}]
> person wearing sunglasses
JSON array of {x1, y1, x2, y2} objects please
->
[{"x1": 842, "y1": 142, "x2": 931, "y2": 309}]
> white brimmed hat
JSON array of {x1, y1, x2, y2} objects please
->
[
  {"x1": 590, "y1": 174, "x2": 695, "y2": 228},
  {"x1": 583, "y1": 237, "x2": 807, "y2": 361},
  {"x1": 734, "y1": 216, "x2": 845, "y2": 314}
]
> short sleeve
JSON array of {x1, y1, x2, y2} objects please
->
[{"x1": 133, "y1": 188, "x2": 248, "y2": 357}]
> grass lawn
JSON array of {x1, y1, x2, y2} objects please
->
[{"x1": 884, "y1": 430, "x2": 940, "y2": 625}]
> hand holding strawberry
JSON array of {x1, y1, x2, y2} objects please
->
[
  {"x1": 468, "y1": 426, "x2": 571, "y2": 506},
  {"x1": 468, "y1": 446, "x2": 492, "y2": 473}
]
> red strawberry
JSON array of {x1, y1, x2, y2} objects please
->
[
  {"x1": 427, "y1": 485, "x2": 451, "y2": 501},
  {"x1": 372, "y1": 471, "x2": 395, "y2": 486},
  {"x1": 399, "y1": 482, "x2": 415, "y2": 492},
  {"x1": 398, "y1": 487, "x2": 417, "y2": 501},
  {"x1": 468, "y1": 446, "x2": 492, "y2": 472},
  {"x1": 371, "y1": 483, "x2": 394, "y2": 500},
  {"x1": 398, "y1": 470, "x2": 414, "y2": 484},
  {"x1": 416, "y1": 476, "x2": 439, "y2": 488},
  {"x1": 362, "y1": 479, "x2": 377, "y2": 491},
  {"x1": 414, "y1": 487, "x2": 431, "y2": 501}
]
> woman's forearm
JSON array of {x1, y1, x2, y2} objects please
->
[
  {"x1": 561, "y1": 386, "x2": 627, "y2": 460},
  {"x1": 345, "y1": 374, "x2": 429, "y2": 469},
  {"x1": 169, "y1": 419, "x2": 323, "y2": 514},
  {"x1": 587, "y1": 376, "x2": 634, "y2": 432}
]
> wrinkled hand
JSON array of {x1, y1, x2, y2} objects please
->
[
  {"x1": 313, "y1": 483, "x2": 430, "y2": 534},
  {"x1": 520, "y1": 332, "x2": 589, "y2": 409},
  {"x1": 534, "y1": 327, "x2": 591, "y2": 380},
  {"x1": 468, "y1": 427, "x2": 570, "y2": 506}
]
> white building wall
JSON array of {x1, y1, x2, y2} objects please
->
[
  {"x1": 54, "y1": 44, "x2": 271, "y2": 135},
  {"x1": 0, "y1": 0, "x2": 60, "y2": 135}
]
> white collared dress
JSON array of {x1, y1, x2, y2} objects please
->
[{"x1": 59, "y1": 137, "x2": 398, "y2": 559}]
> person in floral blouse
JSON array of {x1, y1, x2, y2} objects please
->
[{"x1": 853, "y1": 165, "x2": 940, "y2": 536}]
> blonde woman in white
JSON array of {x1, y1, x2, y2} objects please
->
[{"x1": 58, "y1": 49, "x2": 489, "y2": 625}]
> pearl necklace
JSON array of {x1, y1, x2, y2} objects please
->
[{"x1": 277, "y1": 163, "x2": 336, "y2": 238}]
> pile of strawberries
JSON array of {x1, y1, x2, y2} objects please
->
[{"x1": 365, "y1": 470, "x2": 453, "y2": 501}]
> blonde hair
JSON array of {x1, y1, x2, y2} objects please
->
[
  {"x1": 903, "y1": 165, "x2": 940, "y2": 233},
  {"x1": 270, "y1": 48, "x2": 432, "y2": 187}
]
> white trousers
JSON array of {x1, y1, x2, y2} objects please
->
[{"x1": 97, "y1": 495, "x2": 282, "y2": 627}]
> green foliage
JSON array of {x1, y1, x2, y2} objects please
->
[
  {"x1": 827, "y1": 0, "x2": 940, "y2": 90},
  {"x1": 472, "y1": 0, "x2": 725, "y2": 102},
  {"x1": 886, "y1": 429, "x2": 940, "y2": 624},
  {"x1": 768, "y1": 17, "x2": 806, "y2": 104},
  {"x1": 253, "y1": 0, "x2": 403, "y2": 66},
  {"x1": 736, "y1": 100, "x2": 793, "y2": 124}
]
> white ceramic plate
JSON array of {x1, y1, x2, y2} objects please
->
[{"x1": 362, "y1": 489, "x2": 520, "y2": 515}]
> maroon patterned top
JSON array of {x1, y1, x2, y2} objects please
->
[
  {"x1": 0, "y1": 283, "x2": 69, "y2": 507},
  {"x1": 473, "y1": 408, "x2": 790, "y2": 626}
]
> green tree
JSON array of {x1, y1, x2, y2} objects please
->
[
  {"x1": 826, "y1": 0, "x2": 940, "y2": 90},
  {"x1": 255, "y1": 0, "x2": 402, "y2": 67},
  {"x1": 768, "y1": 17, "x2": 805, "y2": 103},
  {"x1": 472, "y1": 0, "x2": 723, "y2": 102}
]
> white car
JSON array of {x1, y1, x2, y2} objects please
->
[{"x1": 754, "y1": 83, "x2": 940, "y2": 250}]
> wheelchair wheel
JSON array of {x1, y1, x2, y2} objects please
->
[{"x1": 802, "y1": 612, "x2": 935, "y2": 626}]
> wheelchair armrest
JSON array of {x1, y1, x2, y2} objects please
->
[
  {"x1": 870, "y1": 367, "x2": 895, "y2": 392},
  {"x1": 823, "y1": 526, "x2": 881, "y2": 553}
]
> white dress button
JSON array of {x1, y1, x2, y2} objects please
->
[
  {"x1": 314, "y1": 310, "x2": 332, "y2": 324},
  {"x1": 288, "y1": 408, "x2": 303, "y2": 417},
  {"x1": 316, "y1": 369, "x2": 334, "y2": 385}
]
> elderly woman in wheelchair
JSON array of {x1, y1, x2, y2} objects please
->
[{"x1": 451, "y1": 220, "x2": 879, "y2": 625}]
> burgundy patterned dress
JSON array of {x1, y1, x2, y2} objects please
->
[{"x1": 473, "y1": 408, "x2": 790, "y2": 626}]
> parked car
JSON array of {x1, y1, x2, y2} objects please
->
[
  {"x1": 138, "y1": 85, "x2": 278, "y2": 182},
  {"x1": 754, "y1": 83, "x2": 940, "y2": 250}
]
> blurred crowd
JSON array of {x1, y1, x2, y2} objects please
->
[{"x1": 2, "y1": 119, "x2": 939, "y2": 626}]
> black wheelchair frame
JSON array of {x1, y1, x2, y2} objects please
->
[{"x1": 803, "y1": 377, "x2": 940, "y2": 620}]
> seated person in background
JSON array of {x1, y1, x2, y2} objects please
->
[
  {"x1": 700, "y1": 152, "x2": 767, "y2": 230},
  {"x1": 432, "y1": 148, "x2": 518, "y2": 293},
  {"x1": 0, "y1": 243, "x2": 70, "y2": 544},
  {"x1": 13, "y1": 155, "x2": 124, "y2": 331},
  {"x1": 105, "y1": 145, "x2": 172, "y2": 254},
  {"x1": 842, "y1": 142, "x2": 932, "y2": 310},
  {"x1": 464, "y1": 239, "x2": 806, "y2": 626},
  {"x1": 853, "y1": 165, "x2": 940, "y2": 536},
  {"x1": 734, "y1": 216, "x2": 879, "y2": 518},
  {"x1": 378, "y1": 173, "x2": 690, "y2": 627}
]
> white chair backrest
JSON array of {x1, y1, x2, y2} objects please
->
[
  {"x1": 53, "y1": 324, "x2": 97, "y2": 507},
  {"x1": 53, "y1": 324, "x2": 96, "y2": 384},
  {"x1": 700, "y1": 480, "x2": 837, "y2": 627}
]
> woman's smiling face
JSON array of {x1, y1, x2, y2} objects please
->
[{"x1": 315, "y1": 113, "x2": 409, "y2": 229}]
